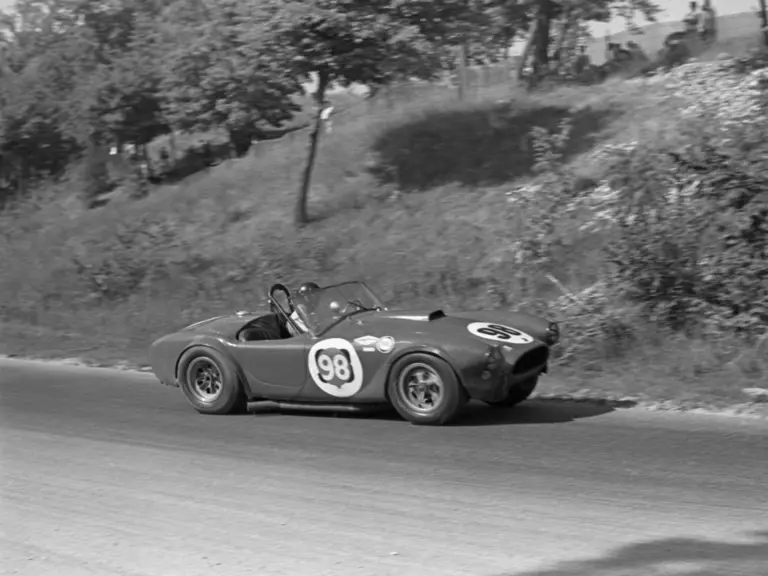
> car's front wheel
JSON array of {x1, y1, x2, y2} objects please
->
[
  {"x1": 177, "y1": 347, "x2": 246, "y2": 414},
  {"x1": 387, "y1": 353, "x2": 467, "y2": 426},
  {"x1": 485, "y1": 375, "x2": 539, "y2": 407}
]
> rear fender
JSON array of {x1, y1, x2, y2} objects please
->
[
  {"x1": 174, "y1": 337, "x2": 256, "y2": 399},
  {"x1": 383, "y1": 345, "x2": 465, "y2": 403}
]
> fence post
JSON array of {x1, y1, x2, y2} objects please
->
[{"x1": 456, "y1": 45, "x2": 468, "y2": 101}]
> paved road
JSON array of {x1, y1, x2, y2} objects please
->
[{"x1": 1, "y1": 357, "x2": 767, "y2": 576}]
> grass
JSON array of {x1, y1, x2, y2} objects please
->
[{"x1": 1, "y1": 44, "x2": 766, "y2": 409}]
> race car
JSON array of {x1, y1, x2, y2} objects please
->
[{"x1": 149, "y1": 280, "x2": 560, "y2": 426}]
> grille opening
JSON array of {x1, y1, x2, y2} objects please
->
[{"x1": 512, "y1": 346, "x2": 549, "y2": 375}]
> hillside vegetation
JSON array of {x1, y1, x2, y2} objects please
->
[
  {"x1": 3, "y1": 46, "x2": 768, "y2": 405},
  {"x1": 1, "y1": 0, "x2": 767, "y2": 407}
]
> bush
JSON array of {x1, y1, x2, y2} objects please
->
[
  {"x1": 508, "y1": 51, "x2": 768, "y2": 365},
  {"x1": 606, "y1": 136, "x2": 768, "y2": 339}
]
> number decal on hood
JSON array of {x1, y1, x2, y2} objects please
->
[
  {"x1": 308, "y1": 338, "x2": 364, "y2": 397},
  {"x1": 467, "y1": 322, "x2": 534, "y2": 345}
]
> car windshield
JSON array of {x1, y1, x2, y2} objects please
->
[{"x1": 293, "y1": 281, "x2": 386, "y2": 335}]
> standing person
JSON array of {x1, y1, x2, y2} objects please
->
[
  {"x1": 573, "y1": 45, "x2": 591, "y2": 75},
  {"x1": 699, "y1": 0, "x2": 718, "y2": 44},
  {"x1": 682, "y1": 1, "x2": 700, "y2": 35},
  {"x1": 627, "y1": 41, "x2": 649, "y2": 62}
]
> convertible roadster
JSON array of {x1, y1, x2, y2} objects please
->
[{"x1": 149, "y1": 281, "x2": 560, "y2": 426}]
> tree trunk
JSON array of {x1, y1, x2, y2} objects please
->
[
  {"x1": 516, "y1": 19, "x2": 538, "y2": 80},
  {"x1": 82, "y1": 132, "x2": 112, "y2": 208},
  {"x1": 532, "y1": 0, "x2": 556, "y2": 70},
  {"x1": 141, "y1": 143, "x2": 154, "y2": 178},
  {"x1": 294, "y1": 70, "x2": 330, "y2": 226},
  {"x1": 228, "y1": 127, "x2": 253, "y2": 157},
  {"x1": 502, "y1": 28, "x2": 516, "y2": 61},
  {"x1": 456, "y1": 44, "x2": 468, "y2": 101},
  {"x1": 551, "y1": 9, "x2": 573, "y2": 64}
]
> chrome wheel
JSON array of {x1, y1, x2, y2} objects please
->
[
  {"x1": 186, "y1": 357, "x2": 224, "y2": 403},
  {"x1": 397, "y1": 362, "x2": 445, "y2": 415}
]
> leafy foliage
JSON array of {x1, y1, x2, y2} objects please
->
[
  {"x1": 255, "y1": 0, "x2": 489, "y2": 223},
  {"x1": 509, "y1": 51, "x2": 768, "y2": 366},
  {"x1": 605, "y1": 133, "x2": 768, "y2": 340},
  {"x1": 158, "y1": 0, "x2": 302, "y2": 151},
  {"x1": 0, "y1": 0, "x2": 666, "y2": 209}
]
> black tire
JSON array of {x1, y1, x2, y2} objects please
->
[
  {"x1": 177, "y1": 347, "x2": 246, "y2": 415},
  {"x1": 485, "y1": 375, "x2": 539, "y2": 408},
  {"x1": 387, "y1": 353, "x2": 468, "y2": 426}
]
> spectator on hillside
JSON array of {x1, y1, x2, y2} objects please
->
[
  {"x1": 683, "y1": 1, "x2": 700, "y2": 35},
  {"x1": 606, "y1": 42, "x2": 633, "y2": 66},
  {"x1": 573, "y1": 45, "x2": 591, "y2": 75},
  {"x1": 627, "y1": 41, "x2": 649, "y2": 62},
  {"x1": 603, "y1": 41, "x2": 615, "y2": 63},
  {"x1": 617, "y1": 43, "x2": 633, "y2": 62},
  {"x1": 699, "y1": 0, "x2": 718, "y2": 44}
]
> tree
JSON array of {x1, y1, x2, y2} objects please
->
[
  {"x1": 0, "y1": 0, "x2": 89, "y2": 198},
  {"x1": 54, "y1": 0, "x2": 172, "y2": 201},
  {"x1": 0, "y1": 0, "x2": 173, "y2": 204},
  {"x1": 260, "y1": 0, "x2": 474, "y2": 225},
  {"x1": 158, "y1": 0, "x2": 302, "y2": 158},
  {"x1": 480, "y1": 0, "x2": 531, "y2": 62}
]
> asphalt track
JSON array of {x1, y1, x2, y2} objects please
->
[{"x1": 1, "y1": 358, "x2": 767, "y2": 576}]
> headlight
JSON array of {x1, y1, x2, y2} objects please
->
[{"x1": 546, "y1": 321, "x2": 560, "y2": 345}]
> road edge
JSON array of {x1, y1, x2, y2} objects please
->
[{"x1": 3, "y1": 353, "x2": 767, "y2": 421}]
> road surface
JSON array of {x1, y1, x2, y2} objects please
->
[{"x1": 1, "y1": 357, "x2": 767, "y2": 576}]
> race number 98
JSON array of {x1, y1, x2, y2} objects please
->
[
  {"x1": 467, "y1": 321, "x2": 534, "y2": 345},
  {"x1": 316, "y1": 350, "x2": 352, "y2": 383},
  {"x1": 308, "y1": 338, "x2": 364, "y2": 398}
]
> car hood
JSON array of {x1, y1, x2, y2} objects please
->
[{"x1": 351, "y1": 308, "x2": 553, "y2": 349}]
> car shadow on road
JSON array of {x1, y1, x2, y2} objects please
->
[
  {"x1": 494, "y1": 530, "x2": 768, "y2": 576},
  {"x1": 255, "y1": 399, "x2": 615, "y2": 427},
  {"x1": 452, "y1": 399, "x2": 615, "y2": 427}
]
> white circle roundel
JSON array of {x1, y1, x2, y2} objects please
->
[
  {"x1": 467, "y1": 322, "x2": 534, "y2": 345},
  {"x1": 308, "y1": 338, "x2": 364, "y2": 398}
]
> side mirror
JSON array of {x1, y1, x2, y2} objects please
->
[{"x1": 329, "y1": 301, "x2": 341, "y2": 313}]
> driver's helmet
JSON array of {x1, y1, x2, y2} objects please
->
[
  {"x1": 297, "y1": 282, "x2": 320, "y2": 296},
  {"x1": 295, "y1": 282, "x2": 321, "y2": 309}
]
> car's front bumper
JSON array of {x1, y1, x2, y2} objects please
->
[{"x1": 460, "y1": 344, "x2": 550, "y2": 403}]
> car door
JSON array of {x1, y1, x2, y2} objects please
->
[
  {"x1": 231, "y1": 334, "x2": 310, "y2": 400},
  {"x1": 297, "y1": 320, "x2": 390, "y2": 403}
]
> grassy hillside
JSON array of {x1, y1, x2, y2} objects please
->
[{"x1": 2, "y1": 41, "x2": 767, "y2": 407}]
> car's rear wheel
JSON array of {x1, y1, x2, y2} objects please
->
[
  {"x1": 177, "y1": 347, "x2": 246, "y2": 415},
  {"x1": 485, "y1": 375, "x2": 539, "y2": 407},
  {"x1": 387, "y1": 353, "x2": 467, "y2": 426}
]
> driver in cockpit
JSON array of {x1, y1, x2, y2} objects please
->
[{"x1": 287, "y1": 282, "x2": 321, "y2": 337}]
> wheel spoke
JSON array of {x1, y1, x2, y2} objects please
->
[
  {"x1": 188, "y1": 358, "x2": 224, "y2": 402},
  {"x1": 398, "y1": 363, "x2": 444, "y2": 414}
]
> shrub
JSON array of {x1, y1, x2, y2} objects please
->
[
  {"x1": 606, "y1": 135, "x2": 768, "y2": 340},
  {"x1": 504, "y1": 115, "x2": 641, "y2": 364},
  {"x1": 508, "y1": 50, "x2": 768, "y2": 365}
]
